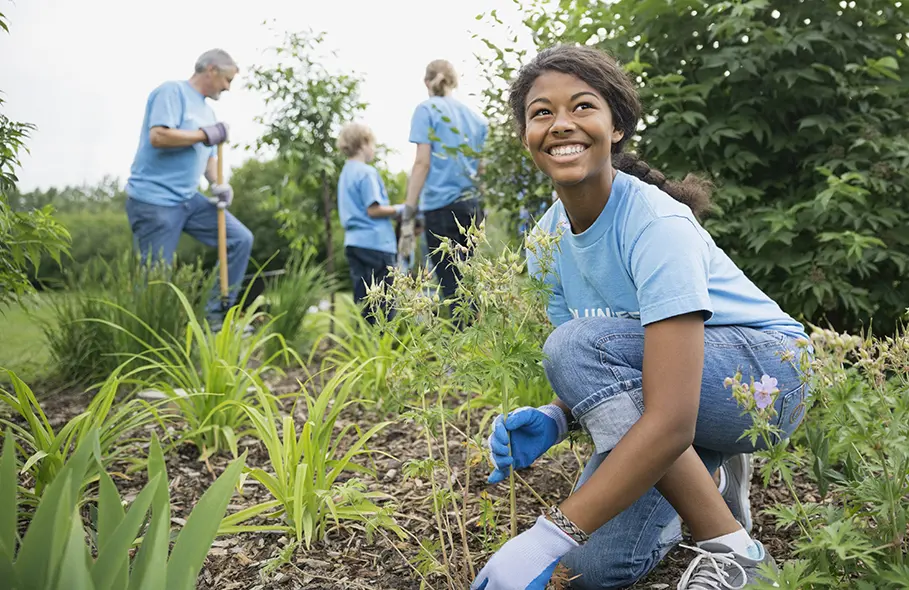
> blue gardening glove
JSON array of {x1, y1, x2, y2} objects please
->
[
  {"x1": 209, "y1": 184, "x2": 233, "y2": 208},
  {"x1": 487, "y1": 404, "x2": 568, "y2": 484},
  {"x1": 471, "y1": 515, "x2": 578, "y2": 590},
  {"x1": 200, "y1": 122, "x2": 230, "y2": 146}
]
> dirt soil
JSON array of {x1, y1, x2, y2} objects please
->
[{"x1": 29, "y1": 368, "x2": 810, "y2": 590}]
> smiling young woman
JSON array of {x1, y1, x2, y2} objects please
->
[{"x1": 471, "y1": 46, "x2": 810, "y2": 590}]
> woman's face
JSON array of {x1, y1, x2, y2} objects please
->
[{"x1": 523, "y1": 70, "x2": 624, "y2": 188}]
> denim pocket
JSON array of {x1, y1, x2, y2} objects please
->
[{"x1": 775, "y1": 383, "x2": 808, "y2": 439}]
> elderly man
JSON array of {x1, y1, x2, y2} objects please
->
[{"x1": 125, "y1": 48, "x2": 253, "y2": 330}]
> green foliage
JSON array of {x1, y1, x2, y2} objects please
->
[
  {"x1": 0, "y1": 427, "x2": 246, "y2": 590},
  {"x1": 311, "y1": 303, "x2": 411, "y2": 410},
  {"x1": 479, "y1": 0, "x2": 909, "y2": 333},
  {"x1": 0, "y1": 369, "x2": 167, "y2": 499},
  {"x1": 247, "y1": 29, "x2": 366, "y2": 259},
  {"x1": 121, "y1": 283, "x2": 293, "y2": 458},
  {"x1": 366, "y1": 221, "x2": 559, "y2": 586},
  {"x1": 0, "y1": 14, "x2": 71, "y2": 308},
  {"x1": 265, "y1": 249, "x2": 337, "y2": 360},
  {"x1": 221, "y1": 363, "x2": 402, "y2": 547},
  {"x1": 0, "y1": 197, "x2": 70, "y2": 308},
  {"x1": 730, "y1": 325, "x2": 909, "y2": 588},
  {"x1": 41, "y1": 252, "x2": 212, "y2": 385}
]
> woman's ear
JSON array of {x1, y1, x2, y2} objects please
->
[{"x1": 612, "y1": 128, "x2": 625, "y2": 145}]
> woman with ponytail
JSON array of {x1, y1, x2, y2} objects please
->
[
  {"x1": 399, "y1": 59, "x2": 488, "y2": 315},
  {"x1": 472, "y1": 45, "x2": 810, "y2": 590}
]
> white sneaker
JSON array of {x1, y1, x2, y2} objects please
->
[
  {"x1": 720, "y1": 453, "x2": 754, "y2": 533},
  {"x1": 677, "y1": 541, "x2": 778, "y2": 589}
]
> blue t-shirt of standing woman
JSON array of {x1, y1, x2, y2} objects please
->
[{"x1": 408, "y1": 96, "x2": 488, "y2": 212}]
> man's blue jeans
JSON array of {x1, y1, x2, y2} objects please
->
[
  {"x1": 125, "y1": 194, "x2": 254, "y2": 324},
  {"x1": 543, "y1": 317, "x2": 809, "y2": 589}
]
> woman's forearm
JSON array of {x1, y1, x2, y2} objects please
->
[
  {"x1": 558, "y1": 413, "x2": 692, "y2": 534},
  {"x1": 405, "y1": 161, "x2": 430, "y2": 210}
]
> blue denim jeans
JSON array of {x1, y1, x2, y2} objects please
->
[
  {"x1": 543, "y1": 317, "x2": 808, "y2": 590},
  {"x1": 125, "y1": 194, "x2": 254, "y2": 323},
  {"x1": 345, "y1": 245, "x2": 396, "y2": 325}
]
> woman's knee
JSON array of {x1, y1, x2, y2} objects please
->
[{"x1": 542, "y1": 317, "x2": 644, "y2": 404}]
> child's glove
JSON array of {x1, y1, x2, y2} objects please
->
[
  {"x1": 487, "y1": 404, "x2": 568, "y2": 484},
  {"x1": 470, "y1": 515, "x2": 578, "y2": 590}
]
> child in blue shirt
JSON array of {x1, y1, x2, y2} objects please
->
[
  {"x1": 336, "y1": 123, "x2": 403, "y2": 323},
  {"x1": 473, "y1": 46, "x2": 810, "y2": 590}
]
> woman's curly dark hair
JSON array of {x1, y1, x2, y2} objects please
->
[{"x1": 508, "y1": 45, "x2": 712, "y2": 217}]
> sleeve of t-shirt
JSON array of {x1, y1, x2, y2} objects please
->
[
  {"x1": 409, "y1": 104, "x2": 433, "y2": 144},
  {"x1": 148, "y1": 83, "x2": 183, "y2": 129},
  {"x1": 628, "y1": 215, "x2": 714, "y2": 326},
  {"x1": 359, "y1": 169, "x2": 386, "y2": 208}
]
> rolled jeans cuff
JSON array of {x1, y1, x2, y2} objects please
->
[
  {"x1": 574, "y1": 379, "x2": 645, "y2": 454},
  {"x1": 537, "y1": 403, "x2": 569, "y2": 444}
]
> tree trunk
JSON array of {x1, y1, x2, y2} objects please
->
[{"x1": 322, "y1": 172, "x2": 335, "y2": 332}]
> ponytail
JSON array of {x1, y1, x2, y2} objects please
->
[
  {"x1": 613, "y1": 153, "x2": 713, "y2": 218},
  {"x1": 425, "y1": 59, "x2": 458, "y2": 97}
]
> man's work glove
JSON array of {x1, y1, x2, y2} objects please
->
[
  {"x1": 470, "y1": 515, "x2": 578, "y2": 590},
  {"x1": 487, "y1": 404, "x2": 568, "y2": 484},
  {"x1": 201, "y1": 122, "x2": 230, "y2": 146},
  {"x1": 209, "y1": 184, "x2": 233, "y2": 208}
]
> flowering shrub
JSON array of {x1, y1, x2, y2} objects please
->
[{"x1": 728, "y1": 324, "x2": 909, "y2": 589}]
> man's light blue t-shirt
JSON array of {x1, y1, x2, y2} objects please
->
[
  {"x1": 527, "y1": 171, "x2": 807, "y2": 340},
  {"x1": 409, "y1": 96, "x2": 488, "y2": 212},
  {"x1": 126, "y1": 81, "x2": 217, "y2": 206},
  {"x1": 337, "y1": 160, "x2": 397, "y2": 255}
]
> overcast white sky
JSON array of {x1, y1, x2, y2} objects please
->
[{"x1": 1, "y1": 0, "x2": 534, "y2": 191}]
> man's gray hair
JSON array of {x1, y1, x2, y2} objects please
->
[{"x1": 194, "y1": 49, "x2": 238, "y2": 73}]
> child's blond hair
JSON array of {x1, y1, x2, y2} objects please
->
[{"x1": 337, "y1": 122, "x2": 375, "y2": 158}]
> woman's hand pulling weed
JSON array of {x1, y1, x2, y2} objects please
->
[{"x1": 487, "y1": 404, "x2": 567, "y2": 483}]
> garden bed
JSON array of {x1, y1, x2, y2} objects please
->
[{"x1": 31, "y1": 368, "x2": 809, "y2": 590}]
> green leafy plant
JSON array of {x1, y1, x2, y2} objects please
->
[
  {"x1": 221, "y1": 362, "x2": 402, "y2": 548},
  {"x1": 728, "y1": 325, "x2": 909, "y2": 589},
  {"x1": 364, "y1": 221, "x2": 561, "y2": 588},
  {"x1": 0, "y1": 368, "x2": 167, "y2": 498},
  {"x1": 310, "y1": 301, "x2": 411, "y2": 409},
  {"x1": 0, "y1": 13, "x2": 71, "y2": 309},
  {"x1": 41, "y1": 252, "x2": 211, "y2": 385},
  {"x1": 120, "y1": 283, "x2": 295, "y2": 458},
  {"x1": 0, "y1": 427, "x2": 246, "y2": 590},
  {"x1": 265, "y1": 249, "x2": 337, "y2": 359}
]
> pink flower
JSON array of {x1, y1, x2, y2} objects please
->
[{"x1": 752, "y1": 374, "x2": 779, "y2": 410}]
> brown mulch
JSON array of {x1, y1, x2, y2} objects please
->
[{"x1": 26, "y1": 369, "x2": 809, "y2": 590}]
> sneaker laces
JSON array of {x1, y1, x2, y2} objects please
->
[{"x1": 677, "y1": 545, "x2": 748, "y2": 590}]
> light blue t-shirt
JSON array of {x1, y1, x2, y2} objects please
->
[
  {"x1": 409, "y1": 96, "x2": 488, "y2": 212},
  {"x1": 126, "y1": 80, "x2": 217, "y2": 206},
  {"x1": 337, "y1": 160, "x2": 397, "y2": 255},
  {"x1": 527, "y1": 171, "x2": 807, "y2": 339}
]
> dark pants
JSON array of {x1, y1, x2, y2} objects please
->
[
  {"x1": 346, "y1": 245, "x2": 396, "y2": 324},
  {"x1": 423, "y1": 197, "x2": 484, "y2": 319}
]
